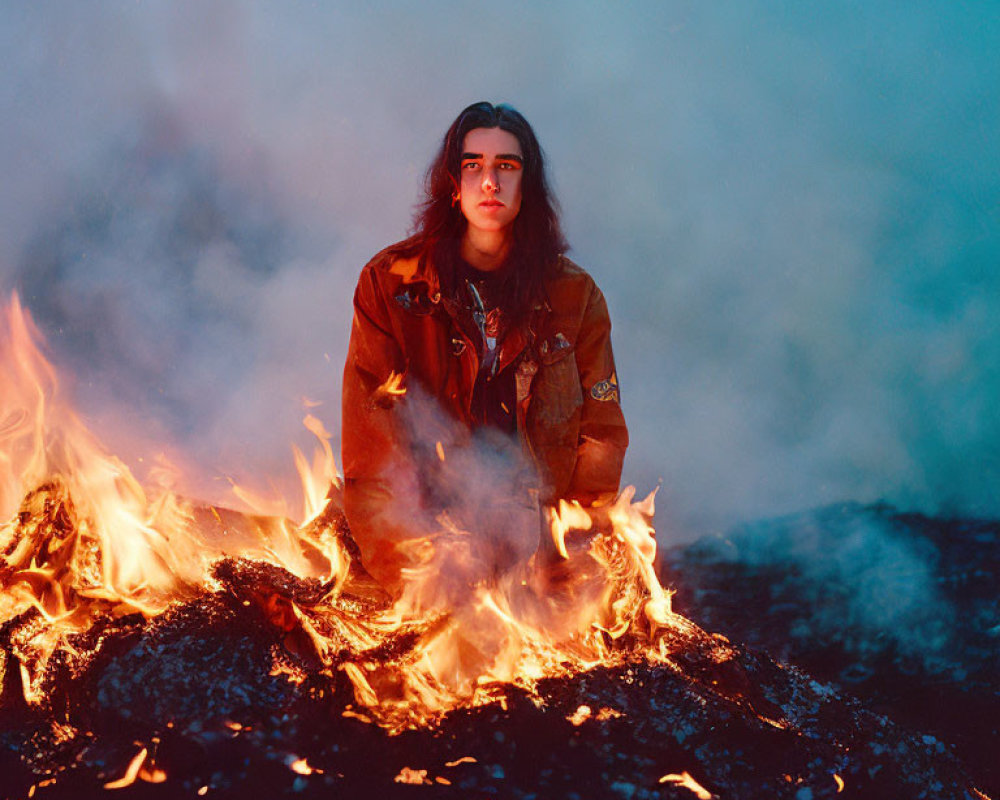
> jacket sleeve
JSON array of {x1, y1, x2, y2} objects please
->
[
  {"x1": 566, "y1": 283, "x2": 629, "y2": 505},
  {"x1": 341, "y1": 265, "x2": 426, "y2": 596}
]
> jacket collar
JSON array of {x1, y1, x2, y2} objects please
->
[
  {"x1": 388, "y1": 251, "x2": 549, "y2": 372},
  {"x1": 387, "y1": 253, "x2": 441, "y2": 300}
]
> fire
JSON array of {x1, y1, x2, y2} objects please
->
[
  {"x1": 376, "y1": 370, "x2": 407, "y2": 400},
  {"x1": 102, "y1": 747, "x2": 149, "y2": 789},
  {"x1": 0, "y1": 296, "x2": 348, "y2": 708},
  {"x1": 659, "y1": 771, "x2": 715, "y2": 799},
  {"x1": 393, "y1": 766, "x2": 430, "y2": 785},
  {"x1": 289, "y1": 757, "x2": 322, "y2": 775},
  {"x1": 568, "y1": 704, "x2": 623, "y2": 725},
  {"x1": 1, "y1": 293, "x2": 693, "y2": 743}
]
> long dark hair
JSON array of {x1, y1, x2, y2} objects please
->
[{"x1": 389, "y1": 102, "x2": 568, "y2": 323}]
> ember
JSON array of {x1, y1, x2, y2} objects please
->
[
  {"x1": 0, "y1": 295, "x2": 992, "y2": 798},
  {"x1": 659, "y1": 771, "x2": 714, "y2": 800}
]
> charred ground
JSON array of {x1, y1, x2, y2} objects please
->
[
  {"x1": 664, "y1": 502, "x2": 999, "y2": 798},
  {"x1": 1, "y1": 501, "x2": 995, "y2": 799}
]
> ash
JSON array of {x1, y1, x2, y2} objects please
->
[{"x1": 2, "y1": 504, "x2": 994, "y2": 799}]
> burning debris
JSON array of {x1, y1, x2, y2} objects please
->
[
  {"x1": 0, "y1": 295, "x2": 992, "y2": 798},
  {"x1": 0, "y1": 556, "x2": 987, "y2": 798}
]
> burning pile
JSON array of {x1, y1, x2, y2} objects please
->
[
  {"x1": 0, "y1": 297, "x2": 675, "y2": 762},
  {"x1": 0, "y1": 296, "x2": 989, "y2": 798}
]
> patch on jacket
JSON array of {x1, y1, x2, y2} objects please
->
[{"x1": 590, "y1": 371, "x2": 620, "y2": 403}]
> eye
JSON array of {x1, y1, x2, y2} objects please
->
[
  {"x1": 461, "y1": 161, "x2": 481, "y2": 170},
  {"x1": 498, "y1": 161, "x2": 522, "y2": 170}
]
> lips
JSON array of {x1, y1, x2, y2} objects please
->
[{"x1": 479, "y1": 199, "x2": 504, "y2": 208}]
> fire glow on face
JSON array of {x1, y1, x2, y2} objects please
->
[{"x1": 0, "y1": 293, "x2": 697, "y2": 735}]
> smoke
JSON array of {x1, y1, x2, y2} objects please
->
[
  {"x1": 688, "y1": 504, "x2": 958, "y2": 674},
  {"x1": 1, "y1": 1, "x2": 997, "y2": 536},
  {"x1": 379, "y1": 384, "x2": 544, "y2": 608}
]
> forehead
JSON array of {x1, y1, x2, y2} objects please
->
[{"x1": 461, "y1": 127, "x2": 522, "y2": 157}]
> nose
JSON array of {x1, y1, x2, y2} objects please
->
[{"x1": 482, "y1": 168, "x2": 500, "y2": 194}]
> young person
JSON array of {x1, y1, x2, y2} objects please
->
[{"x1": 341, "y1": 102, "x2": 628, "y2": 595}]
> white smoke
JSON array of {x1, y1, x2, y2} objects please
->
[{"x1": 1, "y1": 1, "x2": 997, "y2": 537}]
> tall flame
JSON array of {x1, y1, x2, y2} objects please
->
[
  {"x1": 1, "y1": 295, "x2": 202, "y2": 612},
  {"x1": 0, "y1": 295, "x2": 346, "y2": 702}
]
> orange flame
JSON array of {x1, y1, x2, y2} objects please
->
[
  {"x1": 289, "y1": 757, "x2": 322, "y2": 775},
  {"x1": 659, "y1": 771, "x2": 715, "y2": 799},
  {"x1": 103, "y1": 747, "x2": 148, "y2": 790},
  {"x1": 0, "y1": 295, "x2": 345, "y2": 702},
  {"x1": 377, "y1": 371, "x2": 407, "y2": 399},
  {"x1": 1, "y1": 293, "x2": 689, "y2": 734}
]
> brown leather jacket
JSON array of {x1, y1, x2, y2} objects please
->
[{"x1": 341, "y1": 246, "x2": 628, "y2": 592}]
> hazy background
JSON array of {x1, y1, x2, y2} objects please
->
[{"x1": 2, "y1": 1, "x2": 997, "y2": 540}]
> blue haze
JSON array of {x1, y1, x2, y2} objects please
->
[{"x1": 1, "y1": 1, "x2": 997, "y2": 538}]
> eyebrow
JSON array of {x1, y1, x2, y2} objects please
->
[{"x1": 461, "y1": 152, "x2": 524, "y2": 164}]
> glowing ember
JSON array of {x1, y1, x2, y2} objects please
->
[
  {"x1": 289, "y1": 757, "x2": 321, "y2": 775},
  {"x1": 567, "y1": 701, "x2": 625, "y2": 726},
  {"x1": 394, "y1": 766, "x2": 430, "y2": 785},
  {"x1": 103, "y1": 746, "x2": 148, "y2": 789},
  {"x1": 139, "y1": 766, "x2": 168, "y2": 784},
  {"x1": 659, "y1": 771, "x2": 715, "y2": 799}
]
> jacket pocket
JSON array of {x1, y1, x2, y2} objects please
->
[{"x1": 530, "y1": 343, "x2": 583, "y2": 438}]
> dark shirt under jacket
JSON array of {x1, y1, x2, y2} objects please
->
[{"x1": 454, "y1": 260, "x2": 517, "y2": 434}]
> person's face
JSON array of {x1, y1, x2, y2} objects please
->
[{"x1": 458, "y1": 127, "x2": 524, "y2": 238}]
